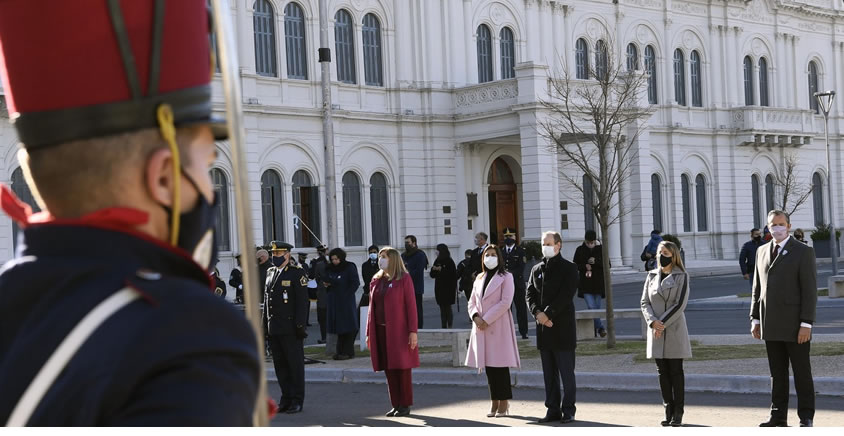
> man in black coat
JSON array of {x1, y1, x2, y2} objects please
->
[
  {"x1": 264, "y1": 241, "x2": 310, "y2": 414},
  {"x1": 309, "y1": 246, "x2": 330, "y2": 343},
  {"x1": 229, "y1": 254, "x2": 244, "y2": 303},
  {"x1": 360, "y1": 244, "x2": 380, "y2": 307},
  {"x1": 456, "y1": 249, "x2": 475, "y2": 301},
  {"x1": 470, "y1": 232, "x2": 490, "y2": 278},
  {"x1": 739, "y1": 228, "x2": 763, "y2": 292},
  {"x1": 501, "y1": 227, "x2": 529, "y2": 339},
  {"x1": 527, "y1": 231, "x2": 579, "y2": 424},
  {"x1": 572, "y1": 230, "x2": 608, "y2": 337}
]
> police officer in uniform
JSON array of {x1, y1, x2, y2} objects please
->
[
  {"x1": 229, "y1": 254, "x2": 244, "y2": 303},
  {"x1": 264, "y1": 241, "x2": 309, "y2": 414},
  {"x1": 502, "y1": 227, "x2": 529, "y2": 339}
]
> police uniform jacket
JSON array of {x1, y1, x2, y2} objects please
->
[
  {"x1": 526, "y1": 254, "x2": 579, "y2": 351},
  {"x1": 502, "y1": 244, "x2": 526, "y2": 289},
  {"x1": 263, "y1": 263, "x2": 309, "y2": 336}
]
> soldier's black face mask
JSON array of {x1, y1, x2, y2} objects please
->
[{"x1": 162, "y1": 169, "x2": 219, "y2": 271}]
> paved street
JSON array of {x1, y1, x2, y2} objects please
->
[{"x1": 269, "y1": 382, "x2": 844, "y2": 427}]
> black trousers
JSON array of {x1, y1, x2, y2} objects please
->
[
  {"x1": 512, "y1": 284, "x2": 528, "y2": 336},
  {"x1": 439, "y1": 304, "x2": 453, "y2": 328},
  {"x1": 317, "y1": 307, "x2": 327, "y2": 340},
  {"x1": 268, "y1": 334, "x2": 305, "y2": 406},
  {"x1": 655, "y1": 358, "x2": 685, "y2": 410},
  {"x1": 540, "y1": 349, "x2": 576, "y2": 417},
  {"x1": 765, "y1": 340, "x2": 815, "y2": 421},
  {"x1": 337, "y1": 332, "x2": 356, "y2": 357},
  {"x1": 485, "y1": 367, "x2": 512, "y2": 400},
  {"x1": 415, "y1": 294, "x2": 424, "y2": 329}
]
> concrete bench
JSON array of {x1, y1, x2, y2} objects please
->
[
  {"x1": 828, "y1": 276, "x2": 844, "y2": 298},
  {"x1": 417, "y1": 328, "x2": 471, "y2": 367},
  {"x1": 575, "y1": 308, "x2": 647, "y2": 340}
]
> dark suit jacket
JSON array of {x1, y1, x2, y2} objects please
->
[
  {"x1": 527, "y1": 254, "x2": 579, "y2": 351},
  {"x1": 751, "y1": 236, "x2": 817, "y2": 342}
]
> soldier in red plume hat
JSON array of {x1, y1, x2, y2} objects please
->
[{"x1": 0, "y1": 0, "x2": 259, "y2": 426}]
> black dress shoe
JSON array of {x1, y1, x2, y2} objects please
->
[
  {"x1": 799, "y1": 419, "x2": 813, "y2": 427},
  {"x1": 317, "y1": 339, "x2": 326, "y2": 344},
  {"x1": 385, "y1": 408, "x2": 398, "y2": 417},
  {"x1": 277, "y1": 402, "x2": 291, "y2": 413},
  {"x1": 521, "y1": 334, "x2": 529, "y2": 339},
  {"x1": 286, "y1": 404, "x2": 303, "y2": 414},
  {"x1": 759, "y1": 417, "x2": 788, "y2": 427},
  {"x1": 561, "y1": 414, "x2": 574, "y2": 424},
  {"x1": 537, "y1": 414, "x2": 562, "y2": 423},
  {"x1": 394, "y1": 406, "x2": 411, "y2": 417}
]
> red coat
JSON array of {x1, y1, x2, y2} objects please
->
[{"x1": 366, "y1": 274, "x2": 420, "y2": 371}]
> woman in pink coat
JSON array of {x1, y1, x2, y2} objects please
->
[
  {"x1": 465, "y1": 244, "x2": 521, "y2": 418},
  {"x1": 366, "y1": 247, "x2": 420, "y2": 417}
]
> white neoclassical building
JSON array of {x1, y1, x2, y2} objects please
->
[{"x1": 2, "y1": 0, "x2": 844, "y2": 279}]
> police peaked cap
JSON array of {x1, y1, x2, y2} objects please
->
[{"x1": 270, "y1": 241, "x2": 293, "y2": 252}]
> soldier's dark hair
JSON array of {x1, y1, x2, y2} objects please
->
[
  {"x1": 751, "y1": 228, "x2": 760, "y2": 233},
  {"x1": 585, "y1": 230, "x2": 597, "y2": 241},
  {"x1": 328, "y1": 247, "x2": 347, "y2": 262},
  {"x1": 404, "y1": 235, "x2": 417, "y2": 244},
  {"x1": 464, "y1": 249, "x2": 474, "y2": 256}
]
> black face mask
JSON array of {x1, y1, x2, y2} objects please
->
[
  {"x1": 505, "y1": 238, "x2": 515, "y2": 246},
  {"x1": 162, "y1": 170, "x2": 219, "y2": 271},
  {"x1": 405, "y1": 244, "x2": 414, "y2": 251},
  {"x1": 659, "y1": 256, "x2": 672, "y2": 267},
  {"x1": 273, "y1": 256, "x2": 286, "y2": 267},
  {"x1": 753, "y1": 236, "x2": 762, "y2": 242}
]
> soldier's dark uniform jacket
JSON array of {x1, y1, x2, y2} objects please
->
[
  {"x1": 0, "y1": 212, "x2": 260, "y2": 425},
  {"x1": 502, "y1": 244, "x2": 527, "y2": 286}
]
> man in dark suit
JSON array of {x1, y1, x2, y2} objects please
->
[
  {"x1": 751, "y1": 210, "x2": 817, "y2": 427},
  {"x1": 502, "y1": 227, "x2": 529, "y2": 339},
  {"x1": 739, "y1": 228, "x2": 763, "y2": 292},
  {"x1": 470, "y1": 232, "x2": 489, "y2": 277},
  {"x1": 264, "y1": 241, "x2": 310, "y2": 414},
  {"x1": 527, "y1": 231, "x2": 580, "y2": 424}
]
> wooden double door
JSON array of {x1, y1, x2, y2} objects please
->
[{"x1": 487, "y1": 157, "x2": 518, "y2": 245}]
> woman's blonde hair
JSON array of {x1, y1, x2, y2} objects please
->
[
  {"x1": 373, "y1": 247, "x2": 407, "y2": 281},
  {"x1": 656, "y1": 241, "x2": 685, "y2": 272}
]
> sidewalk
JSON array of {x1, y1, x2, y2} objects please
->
[{"x1": 270, "y1": 334, "x2": 844, "y2": 396}]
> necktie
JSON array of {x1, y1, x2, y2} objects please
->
[{"x1": 771, "y1": 244, "x2": 780, "y2": 262}]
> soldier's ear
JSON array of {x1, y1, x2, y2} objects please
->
[{"x1": 145, "y1": 147, "x2": 177, "y2": 208}]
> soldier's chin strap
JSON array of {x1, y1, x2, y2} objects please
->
[{"x1": 156, "y1": 104, "x2": 181, "y2": 246}]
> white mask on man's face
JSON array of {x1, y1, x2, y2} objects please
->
[{"x1": 542, "y1": 245, "x2": 557, "y2": 259}]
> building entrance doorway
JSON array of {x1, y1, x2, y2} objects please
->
[{"x1": 487, "y1": 157, "x2": 518, "y2": 245}]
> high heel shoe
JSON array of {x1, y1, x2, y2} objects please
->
[
  {"x1": 495, "y1": 401, "x2": 510, "y2": 417},
  {"x1": 487, "y1": 400, "x2": 499, "y2": 418}
]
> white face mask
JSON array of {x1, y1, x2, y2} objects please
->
[
  {"x1": 483, "y1": 256, "x2": 498, "y2": 270},
  {"x1": 542, "y1": 245, "x2": 557, "y2": 259},
  {"x1": 369, "y1": 253, "x2": 378, "y2": 260},
  {"x1": 378, "y1": 257, "x2": 389, "y2": 270},
  {"x1": 770, "y1": 225, "x2": 788, "y2": 241}
]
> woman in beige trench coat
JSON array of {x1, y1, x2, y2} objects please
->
[{"x1": 641, "y1": 241, "x2": 691, "y2": 427}]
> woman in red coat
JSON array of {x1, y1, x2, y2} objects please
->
[{"x1": 366, "y1": 247, "x2": 420, "y2": 417}]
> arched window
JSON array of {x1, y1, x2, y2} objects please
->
[
  {"x1": 595, "y1": 40, "x2": 608, "y2": 81},
  {"x1": 583, "y1": 174, "x2": 595, "y2": 231},
  {"x1": 342, "y1": 172, "x2": 363, "y2": 246},
  {"x1": 645, "y1": 45, "x2": 657, "y2": 104},
  {"x1": 695, "y1": 174, "x2": 707, "y2": 231},
  {"x1": 370, "y1": 172, "x2": 390, "y2": 245},
  {"x1": 681, "y1": 174, "x2": 691, "y2": 232},
  {"x1": 477, "y1": 24, "x2": 493, "y2": 83},
  {"x1": 253, "y1": 0, "x2": 277, "y2": 77},
  {"x1": 673, "y1": 49, "x2": 686, "y2": 106},
  {"x1": 751, "y1": 175, "x2": 762, "y2": 229},
  {"x1": 690, "y1": 50, "x2": 702, "y2": 107},
  {"x1": 284, "y1": 2, "x2": 307, "y2": 80},
  {"x1": 10, "y1": 168, "x2": 40, "y2": 251},
  {"x1": 362, "y1": 13, "x2": 383, "y2": 86},
  {"x1": 626, "y1": 43, "x2": 638, "y2": 72},
  {"x1": 808, "y1": 61, "x2": 819, "y2": 113},
  {"x1": 765, "y1": 174, "x2": 775, "y2": 213},
  {"x1": 813, "y1": 172, "x2": 824, "y2": 226},
  {"x1": 500, "y1": 27, "x2": 515, "y2": 80},
  {"x1": 260, "y1": 170, "x2": 284, "y2": 244},
  {"x1": 575, "y1": 38, "x2": 588, "y2": 79},
  {"x1": 293, "y1": 170, "x2": 321, "y2": 247},
  {"x1": 759, "y1": 57, "x2": 769, "y2": 107},
  {"x1": 651, "y1": 174, "x2": 662, "y2": 232},
  {"x1": 334, "y1": 9, "x2": 356, "y2": 84},
  {"x1": 743, "y1": 56, "x2": 754, "y2": 106},
  {"x1": 211, "y1": 169, "x2": 231, "y2": 252}
]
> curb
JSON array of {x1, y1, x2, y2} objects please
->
[{"x1": 270, "y1": 368, "x2": 844, "y2": 397}]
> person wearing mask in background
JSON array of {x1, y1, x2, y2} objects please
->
[
  {"x1": 229, "y1": 254, "x2": 243, "y2": 303},
  {"x1": 309, "y1": 246, "x2": 329, "y2": 344},
  {"x1": 471, "y1": 232, "x2": 490, "y2": 277},
  {"x1": 573, "y1": 230, "x2": 607, "y2": 338},
  {"x1": 366, "y1": 247, "x2": 420, "y2": 418},
  {"x1": 360, "y1": 245, "x2": 381, "y2": 308},
  {"x1": 465, "y1": 244, "x2": 521, "y2": 418},
  {"x1": 739, "y1": 228, "x2": 763, "y2": 292},
  {"x1": 325, "y1": 248, "x2": 360, "y2": 360},
  {"x1": 641, "y1": 241, "x2": 692, "y2": 427},
  {"x1": 501, "y1": 228, "x2": 529, "y2": 340},
  {"x1": 297, "y1": 253, "x2": 313, "y2": 326},
  {"x1": 402, "y1": 235, "x2": 429, "y2": 329},
  {"x1": 640, "y1": 230, "x2": 662, "y2": 271},
  {"x1": 752, "y1": 210, "x2": 817, "y2": 427},
  {"x1": 257, "y1": 249, "x2": 272, "y2": 299},
  {"x1": 430, "y1": 244, "x2": 458, "y2": 329},
  {"x1": 264, "y1": 241, "x2": 309, "y2": 414},
  {"x1": 457, "y1": 249, "x2": 475, "y2": 301},
  {"x1": 793, "y1": 228, "x2": 808, "y2": 244},
  {"x1": 527, "y1": 231, "x2": 579, "y2": 424}
]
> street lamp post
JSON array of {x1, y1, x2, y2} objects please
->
[{"x1": 816, "y1": 90, "x2": 837, "y2": 275}]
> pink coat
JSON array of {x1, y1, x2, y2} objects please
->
[
  {"x1": 366, "y1": 274, "x2": 420, "y2": 371},
  {"x1": 464, "y1": 272, "x2": 521, "y2": 371}
]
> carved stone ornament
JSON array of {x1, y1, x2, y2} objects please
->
[
  {"x1": 490, "y1": 3, "x2": 505, "y2": 26},
  {"x1": 587, "y1": 18, "x2": 601, "y2": 40},
  {"x1": 637, "y1": 24, "x2": 650, "y2": 44},
  {"x1": 350, "y1": 0, "x2": 365, "y2": 13},
  {"x1": 752, "y1": 38, "x2": 764, "y2": 57},
  {"x1": 683, "y1": 30, "x2": 695, "y2": 50}
]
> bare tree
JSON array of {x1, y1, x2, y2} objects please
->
[
  {"x1": 773, "y1": 152, "x2": 813, "y2": 217},
  {"x1": 539, "y1": 35, "x2": 654, "y2": 348}
]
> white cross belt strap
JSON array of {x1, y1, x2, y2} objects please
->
[{"x1": 6, "y1": 287, "x2": 141, "y2": 427}]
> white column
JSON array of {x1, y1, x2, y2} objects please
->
[
  {"x1": 663, "y1": 19, "x2": 674, "y2": 106},
  {"x1": 608, "y1": 201, "x2": 623, "y2": 267},
  {"x1": 791, "y1": 35, "x2": 800, "y2": 109},
  {"x1": 563, "y1": 5, "x2": 574, "y2": 74},
  {"x1": 463, "y1": 0, "x2": 476, "y2": 84},
  {"x1": 551, "y1": 4, "x2": 563, "y2": 77},
  {"x1": 726, "y1": 27, "x2": 739, "y2": 107},
  {"x1": 455, "y1": 143, "x2": 468, "y2": 251},
  {"x1": 774, "y1": 32, "x2": 785, "y2": 108},
  {"x1": 526, "y1": 0, "x2": 540, "y2": 62},
  {"x1": 448, "y1": 0, "x2": 464, "y2": 85},
  {"x1": 539, "y1": 0, "x2": 551, "y2": 66}
]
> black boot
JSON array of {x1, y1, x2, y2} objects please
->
[
  {"x1": 661, "y1": 403, "x2": 673, "y2": 427},
  {"x1": 670, "y1": 372, "x2": 685, "y2": 427}
]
